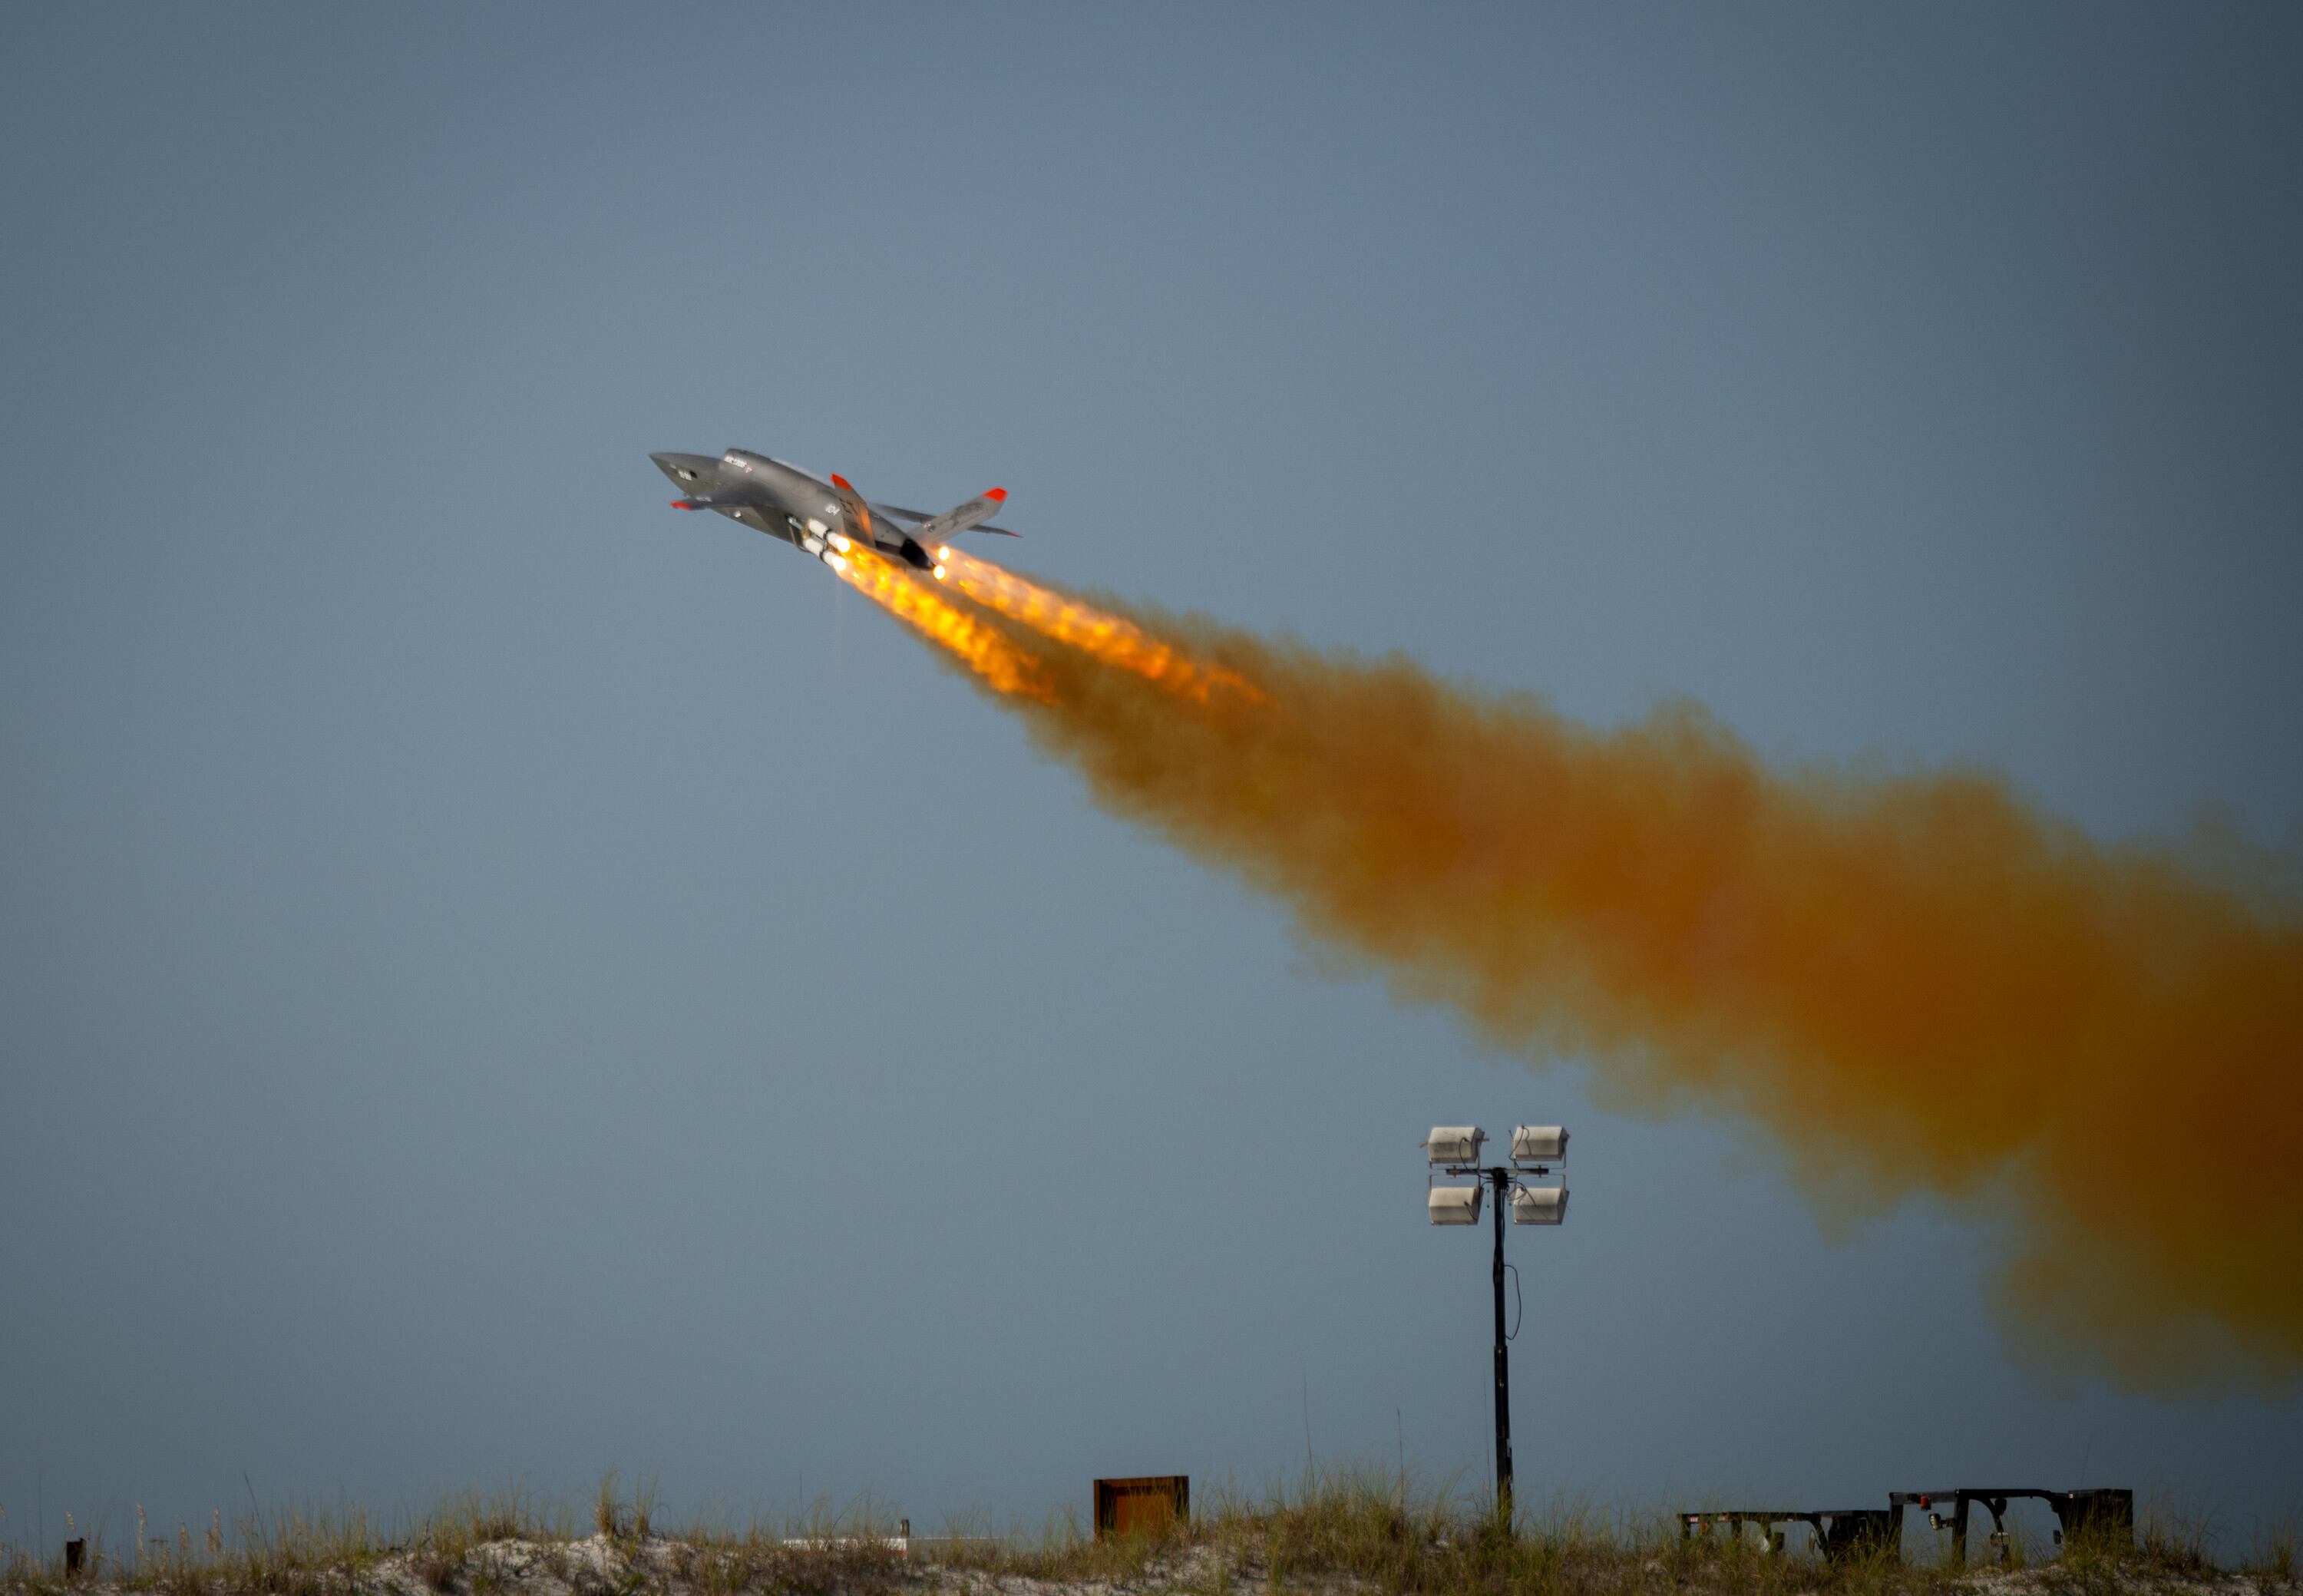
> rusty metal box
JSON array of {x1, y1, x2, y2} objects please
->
[{"x1": 1094, "y1": 1475, "x2": 1188, "y2": 1539}]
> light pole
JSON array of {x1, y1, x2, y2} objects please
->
[{"x1": 1424, "y1": 1125, "x2": 1569, "y2": 1531}]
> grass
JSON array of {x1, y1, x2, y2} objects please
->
[
  {"x1": 936, "y1": 1468, "x2": 2299, "y2": 1596},
  {"x1": 1, "y1": 1468, "x2": 2292, "y2": 1596}
]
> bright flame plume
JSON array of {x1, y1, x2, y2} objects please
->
[
  {"x1": 832, "y1": 548, "x2": 1049, "y2": 701},
  {"x1": 844, "y1": 551, "x2": 2303, "y2": 1391},
  {"x1": 940, "y1": 548, "x2": 1258, "y2": 703}
]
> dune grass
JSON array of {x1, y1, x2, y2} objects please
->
[
  {"x1": 0, "y1": 1467, "x2": 2291, "y2": 1596},
  {"x1": 960, "y1": 1466, "x2": 2291, "y2": 1596}
]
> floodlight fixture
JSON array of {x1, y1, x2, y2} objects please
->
[
  {"x1": 1429, "y1": 1183, "x2": 1484, "y2": 1225},
  {"x1": 1511, "y1": 1185, "x2": 1568, "y2": 1226},
  {"x1": 1422, "y1": 1116, "x2": 1575, "y2": 1535},
  {"x1": 1424, "y1": 1125, "x2": 1487, "y2": 1167},
  {"x1": 1511, "y1": 1125, "x2": 1568, "y2": 1166}
]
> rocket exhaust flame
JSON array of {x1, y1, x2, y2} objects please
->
[
  {"x1": 940, "y1": 549, "x2": 1260, "y2": 703},
  {"x1": 844, "y1": 550, "x2": 2303, "y2": 1390},
  {"x1": 831, "y1": 548, "x2": 1049, "y2": 701}
]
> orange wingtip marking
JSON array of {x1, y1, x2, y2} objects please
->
[
  {"x1": 830, "y1": 473, "x2": 854, "y2": 491},
  {"x1": 984, "y1": 487, "x2": 1007, "y2": 503}
]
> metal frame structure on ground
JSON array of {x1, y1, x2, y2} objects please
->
[{"x1": 1680, "y1": 1487, "x2": 2133, "y2": 1565}]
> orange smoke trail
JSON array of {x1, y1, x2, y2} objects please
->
[{"x1": 867, "y1": 564, "x2": 2303, "y2": 1391}]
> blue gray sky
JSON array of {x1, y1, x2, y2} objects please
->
[{"x1": 3, "y1": 1, "x2": 2298, "y2": 1557}]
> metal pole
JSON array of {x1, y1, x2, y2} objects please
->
[{"x1": 1490, "y1": 1166, "x2": 1513, "y2": 1530}]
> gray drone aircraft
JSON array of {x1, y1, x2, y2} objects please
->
[{"x1": 649, "y1": 448, "x2": 1016, "y2": 580}]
